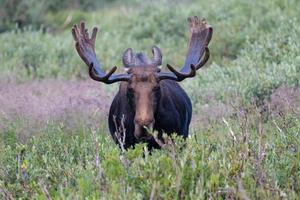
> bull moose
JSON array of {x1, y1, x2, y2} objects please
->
[{"x1": 72, "y1": 16, "x2": 212, "y2": 150}]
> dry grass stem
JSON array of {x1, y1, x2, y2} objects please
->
[{"x1": 91, "y1": 128, "x2": 104, "y2": 181}]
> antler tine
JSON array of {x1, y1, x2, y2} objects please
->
[
  {"x1": 165, "y1": 64, "x2": 196, "y2": 81},
  {"x1": 158, "y1": 16, "x2": 212, "y2": 82},
  {"x1": 89, "y1": 64, "x2": 130, "y2": 84},
  {"x1": 72, "y1": 22, "x2": 130, "y2": 84}
]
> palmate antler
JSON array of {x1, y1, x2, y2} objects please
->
[
  {"x1": 158, "y1": 16, "x2": 212, "y2": 81},
  {"x1": 72, "y1": 22, "x2": 130, "y2": 84},
  {"x1": 72, "y1": 16, "x2": 212, "y2": 83}
]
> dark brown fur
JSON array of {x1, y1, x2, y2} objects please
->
[
  {"x1": 72, "y1": 16, "x2": 212, "y2": 150},
  {"x1": 108, "y1": 67, "x2": 192, "y2": 149}
]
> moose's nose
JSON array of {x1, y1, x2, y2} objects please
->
[
  {"x1": 134, "y1": 118, "x2": 154, "y2": 128},
  {"x1": 134, "y1": 118, "x2": 155, "y2": 140}
]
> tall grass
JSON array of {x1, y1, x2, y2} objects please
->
[
  {"x1": 1, "y1": 0, "x2": 300, "y2": 199},
  {"x1": 1, "y1": 0, "x2": 299, "y2": 104},
  {"x1": 1, "y1": 110, "x2": 299, "y2": 199}
]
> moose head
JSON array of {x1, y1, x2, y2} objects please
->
[{"x1": 72, "y1": 16, "x2": 212, "y2": 149}]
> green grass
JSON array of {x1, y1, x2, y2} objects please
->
[
  {"x1": 1, "y1": 0, "x2": 300, "y2": 199},
  {"x1": 1, "y1": 0, "x2": 299, "y2": 105},
  {"x1": 1, "y1": 113, "x2": 299, "y2": 199}
]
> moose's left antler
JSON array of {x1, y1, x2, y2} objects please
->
[
  {"x1": 158, "y1": 16, "x2": 213, "y2": 81},
  {"x1": 72, "y1": 22, "x2": 130, "y2": 84}
]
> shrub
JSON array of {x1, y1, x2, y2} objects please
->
[
  {"x1": 0, "y1": 29, "x2": 83, "y2": 80},
  {"x1": 1, "y1": 112, "x2": 299, "y2": 199},
  {"x1": 0, "y1": 0, "x2": 120, "y2": 32},
  {"x1": 184, "y1": 16, "x2": 300, "y2": 107},
  {"x1": 1, "y1": 1, "x2": 300, "y2": 198}
]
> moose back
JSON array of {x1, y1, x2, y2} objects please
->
[{"x1": 72, "y1": 16, "x2": 213, "y2": 149}]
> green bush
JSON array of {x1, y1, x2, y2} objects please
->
[
  {"x1": 0, "y1": 29, "x2": 84, "y2": 80},
  {"x1": 184, "y1": 16, "x2": 300, "y2": 107},
  {"x1": 1, "y1": 0, "x2": 299, "y2": 105},
  {"x1": 1, "y1": 113, "x2": 299, "y2": 199},
  {"x1": 0, "y1": 0, "x2": 119, "y2": 32},
  {"x1": 1, "y1": 1, "x2": 300, "y2": 198}
]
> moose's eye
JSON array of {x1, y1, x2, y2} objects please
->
[
  {"x1": 153, "y1": 86, "x2": 160, "y2": 92},
  {"x1": 127, "y1": 88, "x2": 135, "y2": 106},
  {"x1": 153, "y1": 86, "x2": 161, "y2": 100},
  {"x1": 127, "y1": 87, "x2": 134, "y2": 98}
]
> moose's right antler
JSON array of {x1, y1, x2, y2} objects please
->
[
  {"x1": 158, "y1": 16, "x2": 213, "y2": 82},
  {"x1": 72, "y1": 22, "x2": 130, "y2": 84}
]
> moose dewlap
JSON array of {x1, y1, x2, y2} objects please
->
[{"x1": 72, "y1": 16, "x2": 213, "y2": 150}]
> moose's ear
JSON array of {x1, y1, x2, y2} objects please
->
[{"x1": 152, "y1": 46, "x2": 162, "y2": 66}]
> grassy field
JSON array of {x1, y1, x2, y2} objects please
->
[{"x1": 0, "y1": 0, "x2": 300, "y2": 199}]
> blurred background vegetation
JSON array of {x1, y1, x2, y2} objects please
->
[
  {"x1": 0, "y1": 0, "x2": 118, "y2": 31},
  {"x1": 0, "y1": 0, "x2": 299, "y2": 199},
  {"x1": 0, "y1": 0, "x2": 299, "y2": 105}
]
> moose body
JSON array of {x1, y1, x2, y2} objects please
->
[
  {"x1": 72, "y1": 16, "x2": 212, "y2": 149},
  {"x1": 109, "y1": 79, "x2": 192, "y2": 149}
]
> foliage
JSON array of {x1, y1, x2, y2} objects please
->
[
  {"x1": 0, "y1": 0, "x2": 299, "y2": 105},
  {"x1": 0, "y1": 111, "x2": 299, "y2": 199},
  {"x1": 0, "y1": 0, "x2": 119, "y2": 31},
  {"x1": 185, "y1": 16, "x2": 300, "y2": 107},
  {"x1": 0, "y1": 29, "x2": 83, "y2": 80},
  {"x1": 1, "y1": 0, "x2": 300, "y2": 199}
]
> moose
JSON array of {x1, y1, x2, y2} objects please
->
[{"x1": 72, "y1": 16, "x2": 212, "y2": 150}]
